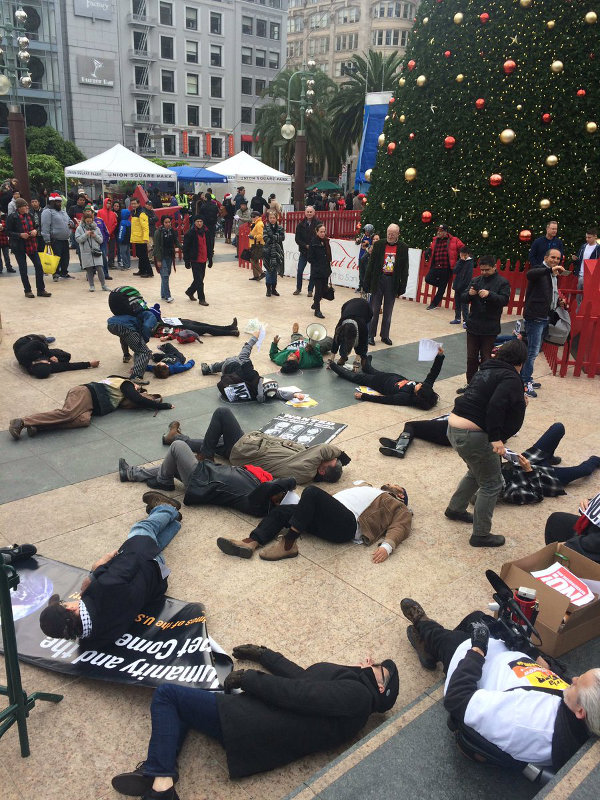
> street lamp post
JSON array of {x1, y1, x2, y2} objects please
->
[
  {"x1": 280, "y1": 60, "x2": 316, "y2": 211},
  {"x1": 0, "y1": 6, "x2": 32, "y2": 201}
]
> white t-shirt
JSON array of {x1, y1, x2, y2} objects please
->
[
  {"x1": 332, "y1": 486, "x2": 392, "y2": 551},
  {"x1": 445, "y1": 638, "x2": 567, "y2": 765},
  {"x1": 580, "y1": 243, "x2": 596, "y2": 276}
]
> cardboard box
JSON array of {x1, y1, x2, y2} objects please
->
[{"x1": 500, "y1": 543, "x2": 600, "y2": 657}]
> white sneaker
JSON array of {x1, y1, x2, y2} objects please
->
[
  {"x1": 89, "y1": 286, "x2": 95, "y2": 292},
  {"x1": 166, "y1": 297, "x2": 174, "y2": 303},
  {"x1": 102, "y1": 286, "x2": 109, "y2": 291}
]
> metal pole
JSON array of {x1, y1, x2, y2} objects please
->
[{"x1": 7, "y1": 105, "x2": 31, "y2": 202}]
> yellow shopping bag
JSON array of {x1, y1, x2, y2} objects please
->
[{"x1": 40, "y1": 245, "x2": 60, "y2": 275}]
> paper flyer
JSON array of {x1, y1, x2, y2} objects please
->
[
  {"x1": 531, "y1": 562, "x2": 596, "y2": 607},
  {"x1": 357, "y1": 386, "x2": 383, "y2": 396},
  {"x1": 418, "y1": 338, "x2": 442, "y2": 361},
  {"x1": 286, "y1": 396, "x2": 318, "y2": 408}
]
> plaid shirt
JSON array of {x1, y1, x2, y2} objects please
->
[
  {"x1": 432, "y1": 236, "x2": 450, "y2": 269},
  {"x1": 500, "y1": 447, "x2": 565, "y2": 505},
  {"x1": 18, "y1": 212, "x2": 39, "y2": 255},
  {"x1": 0, "y1": 226, "x2": 8, "y2": 246}
]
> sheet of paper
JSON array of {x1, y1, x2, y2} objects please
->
[
  {"x1": 255, "y1": 326, "x2": 266, "y2": 352},
  {"x1": 418, "y1": 338, "x2": 442, "y2": 361},
  {"x1": 286, "y1": 396, "x2": 318, "y2": 408},
  {"x1": 531, "y1": 562, "x2": 595, "y2": 607},
  {"x1": 161, "y1": 317, "x2": 182, "y2": 326},
  {"x1": 357, "y1": 386, "x2": 383, "y2": 396},
  {"x1": 278, "y1": 386, "x2": 302, "y2": 393}
]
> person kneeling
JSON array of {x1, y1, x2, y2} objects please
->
[{"x1": 111, "y1": 645, "x2": 399, "y2": 800}]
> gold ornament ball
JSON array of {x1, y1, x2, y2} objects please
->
[
  {"x1": 547, "y1": 20, "x2": 555, "y2": 29},
  {"x1": 416, "y1": 74, "x2": 427, "y2": 87},
  {"x1": 586, "y1": 121, "x2": 598, "y2": 134},
  {"x1": 398, "y1": 77, "x2": 406, "y2": 87},
  {"x1": 499, "y1": 128, "x2": 516, "y2": 144},
  {"x1": 399, "y1": 114, "x2": 406, "y2": 123},
  {"x1": 545, "y1": 155, "x2": 558, "y2": 167},
  {"x1": 516, "y1": 104, "x2": 523, "y2": 111},
  {"x1": 454, "y1": 12, "x2": 464, "y2": 24},
  {"x1": 539, "y1": 198, "x2": 551, "y2": 210},
  {"x1": 456, "y1": 73, "x2": 465, "y2": 83},
  {"x1": 520, "y1": 0, "x2": 532, "y2": 7},
  {"x1": 585, "y1": 12, "x2": 597, "y2": 24},
  {"x1": 423, "y1": 16, "x2": 429, "y2": 24},
  {"x1": 381, "y1": 203, "x2": 386, "y2": 209},
  {"x1": 378, "y1": 133, "x2": 385, "y2": 146},
  {"x1": 551, "y1": 60, "x2": 564, "y2": 74},
  {"x1": 482, "y1": 230, "x2": 489, "y2": 239},
  {"x1": 365, "y1": 169, "x2": 372, "y2": 182},
  {"x1": 404, "y1": 167, "x2": 417, "y2": 182}
]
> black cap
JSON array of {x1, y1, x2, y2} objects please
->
[
  {"x1": 39, "y1": 594, "x2": 79, "y2": 640},
  {"x1": 378, "y1": 660, "x2": 399, "y2": 711}
]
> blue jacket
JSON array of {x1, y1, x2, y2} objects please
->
[
  {"x1": 528, "y1": 235, "x2": 564, "y2": 265},
  {"x1": 118, "y1": 209, "x2": 131, "y2": 245},
  {"x1": 575, "y1": 242, "x2": 600, "y2": 277},
  {"x1": 107, "y1": 310, "x2": 158, "y2": 342},
  {"x1": 147, "y1": 359, "x2": 195, "y2": 376}
]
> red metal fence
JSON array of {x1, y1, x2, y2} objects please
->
[{"x1": 282, "y1": 210, "x2": 361, "y2": 239}]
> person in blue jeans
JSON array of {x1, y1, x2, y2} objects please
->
[
  {"x1": 154, "y1": 216, "x2": 182, "y2": 303},
  {"x1": 118, "y1": 208, "x2": 132, "y2": 270}
]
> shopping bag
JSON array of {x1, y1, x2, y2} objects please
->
[{"x1": 40, "y1": 246, "x2": 60, "y2": 275}]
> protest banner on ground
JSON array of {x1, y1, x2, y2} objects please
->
[{"x1": 260, "y1": 413, "x2": 346, "y2": 446}]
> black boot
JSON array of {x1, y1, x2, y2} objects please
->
[
  {"x1": 266, "y1": 286, "x2": 272, "y2": 297},
  {"x1": 379, "y1": 432, "x2": 412, "y2": 459}
]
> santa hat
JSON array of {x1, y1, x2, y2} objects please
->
[
  {"x1": 224, "y1": 193, "x2": 232, "y2": 200},
  {"x1": 48, "y1": 192, "x2": 62, "y2": 201}
]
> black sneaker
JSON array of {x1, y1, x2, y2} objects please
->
[
  {"x1": 469, "y1": 534, "x2": 505, "y2": 547},
  {"x1": 146, "y1": 476, "x2": 176, "y2": 492},
  {"x1": 119, "y1": 458, "x2": 130, "y2": 483},
  {"x1": 368, "y1": 337, "x2": 375, "y2": 346},
  {"x1": 444, "y1": 508, "x2": 474, "y2": 523},
  {"x1": 112, "y1": 761, "x2": 179, "y2": 797},
  {"x1": 456, "y1": 386, "x2": 468, "y2": 394},
  {"x1": 0, "y1": 543, "x2": 37, "y2": 564}
]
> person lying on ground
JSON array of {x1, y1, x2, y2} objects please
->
[
  {"x1": 269, "y1": 322, "x2": 325, "y2": 373},
  {"x1": 146, "y1": 343, "x2": 194, "y2": 379},
  {"x1": 327, "y1": 347, "x2": 444, "y2": 409},
  {"x1": 400, "y1": 598, "x2": 599, "y2": 772},
  {"x1": 39, "y1": 493, "x2": 182, "y2": 645},
  {"x1": 330, "y1": 297, "x2": 373, "y2": 367},
  {"x1": 119, "y1": 440, "x2": 297, "y2": 515},
  {"x1": 111, "y1": 646, "x2": 399, "y2": 800},
  {"x1": 544, "y1": 492, "x2": 600, "y2": 564},
  {"x1": 217, "y1": 483, "x2": 411, "y2": 563},
  {"x1": 154, "y1": 316, "x2": 239, "y2": 343},
  {"x1": 9, "y1": 377, "x2": 173, "y2": 440},
  {"x1": 13, "y1": 333, "x2": 100, "y2": 379},
  {"x1": 162, "y1": 408, "x2": 349, "y2": 484}
]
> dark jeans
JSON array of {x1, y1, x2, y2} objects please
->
[
  {"x1": 179, "y1": 318, "x2": 237, "y2": 337},
  {"x1": 431, "y1": 268, "x2": 451, "y2": 307},
  {"x1": 107, "y1": 235, "x2": 117, "y2": 267},
  {"x1": 205, "y1": 227, "x2": 215, "y2": 267},
  {"x1": 369, "y1": 274, "x2": 396, "y2": 339},
  {"x1": 144, "y1": 684, "x2": 223, "y2": 778},
  {"x1": 136, "y1": 242, "x2": 153, "y2": 276},
  {"x1": 15, "y1": 250, "x2": 46, "y2": 293},
  {"x1": 296, "y1": 251, "x2": 315, "y2": 292},
  {"x1": 466, "y1": 333, "x2": 496, "y2": 383},
  {"x1": 177, "y1": 407, "x2": 244, "y2": 459},
  {"x1": 187, "y1": 261, "x2": 206, "y2": 302},
  {"x1": 526, "y1": 422, "x2": 599, "y2": 485},
  {"x1": 250, "y1": 485, "x2": 356, "y2": 546},
  {"x1": 312, "y1": 276, "x2": 327, "y2": 312},
  {"x1": 454, "y1": 295, "x2": 469, "y2": 322},
  {"x1": 522, "y1": 318, "x2": 549, "y2": 384},
  {"x1": 403, "y1": 419, "x2": 451, "y2": 446},
  {"x1": 329, "y1": 359, "x2": 397, "y2": 393},
  {"x1": 358, "y1": 254, "x2": 368, "y2": 291},
  {"x1": 51, "y1": 238, "x2": 70, "y2": 277},
  {"x1": 415, "y1": 612, "x2": 488, "y2": 673},
  {"x1": 544, "y1": 512, "x2": 578, "y2": 546}
]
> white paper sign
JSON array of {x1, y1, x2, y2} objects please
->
[
  {"x1": 418, "y1": 338, "x2": 442, "y2": 361},
  {"x1": 531, "y1": 562, "x2": 595, "y2": 607},
  {"x1": 161, "y1": 317, "x2": 182, "y2": 326}
]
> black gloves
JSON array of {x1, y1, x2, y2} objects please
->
[
  {"x1": 470, "y1": 621, "x2": 489, "y2": 656},
  {"x1": 231, "y1": 644, "x2": 268, "y2": 663},
  {"x1": 339, "y1": 451, "x2": 352, "y2": 466},
  {"x1": 223, "y1": 669, "x2": 248, "y2": 693}
]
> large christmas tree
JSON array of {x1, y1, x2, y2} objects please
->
[{"x1": 364, "y1": 1, "x2": 600, "y2": 260}]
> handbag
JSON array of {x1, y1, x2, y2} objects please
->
[
  {"x1": 323, "y1": 279, "x2": 335, "y2": 302},
  {"x1": 424, "y1": 267, "x2": 444, "y2": 287},
  {"x1": 39, "y1": 245, "x2": 60, "y2": 275},
  {"x1": 240, "y1": 248, "x2": 252, "y2": 261},
  {"x1": 544, "y1": 306, "x2": 571, "y2": 345}
]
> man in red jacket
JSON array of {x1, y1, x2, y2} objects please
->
[
  {"x1": 97, "y1": 197, "x2": 118, "y2": 270},
  {"x1": 426, "y1": 224, "x2": 465, "y2": 310}
]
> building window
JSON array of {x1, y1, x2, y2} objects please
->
[
  {"x1": 210, "y1": 107, "x2": 222, "y2": 128},
  {"x1": 255, "y1": 78, "x2": 266, "y2": 95},
  {"x1": 335, "y1": 61, "x2": 354, "y2": 77},
  {"x1": 268, "y1": 51, "x2": 279, "y2": 69},
  {"x1": 134, "y1": 65, "x2": 148, "y2": 86},
  {"x1": 163, "y1": 134, "x2": 176, "y2": 156},
  {"x1": 186, "y1": 40, "x2": 198, "y2": 64},
  {"x1": 136, "y1": 98, "x2": 150, "y2": 118},
  {"x1": 241, "y1": 106, "x2": 252, "y2": 124},
  {"x1": 211, "y1": 137, "x2": 222, "y2": 159},
  {"x1": 402, "y1": 3, "x2": 414, "y2": 19},
  {"x1": 210, "y1": 12, "x2": 222, "y2": 35},
  {"x1": 132, "y1": 30, "x2": 147, "y2": 54},
  {"x1": 188, "y1": 136, "x2": 200, "y2": 157},
  {"x1": 385, "y1": 29, "x2": 399, "y2": 46},
  {"x1": 187, "y1": 104, "x2": 200, "y2": 126},
  {"x1": 287, "y1": 16, "x2": 304, "y2": 33},
  {"x1": 185, "y1": 6, "x2": 197, "y2": 30},
  {"x1": 132, "y1": 0, "x2": 146, "y2": 16},
  {"x1": 242, "y1": 16, "x2": 253, "y2": 35},
  {"x1": 287, "y1": 41, "x2": 304, "y2": 58},
  {"x1": 137, "y1": 131, "x2": 153, "y2": 152},
  {"x1": 335, "y1": 33, "x2": 358, "y2": 51},
  {"x1": 336, "y1": 6, "x2": 360, "y2": 24},
  {"x1": 255, "y1": 48, "x2": 266, "y2": 68},
  {"x1": 241, "y1": 140, "x2": 253, "y2": 155},
  {"x1": 270, "y1": 22, "x2": 280, "y2": 39},
  {"x1": 162, "y1": 102, "x2": 175, "y2": 124},
  {"x1": 186, "y1": 73, "x2": 199, "y2": 95},
  {"x1": 241, "y1": 46, "x2": 252, "y2": 65},
  {"x1": 309, "y1": 12, "x2": 327, "y2": 29},
  {"x1": 161, "y1": 69, "x2": 175, "y2": 93},
  {"x1": 401, "y1": 30, "x2": 409, "y2": 46},
  {"x1": 256, "y1": 19, "x2": 267, "y2": 37},
  {"x1": 210, "y1": 76, "x2": 222, "y2": 98},
  {"x1": 160, "y1": 36, "x2": 174, "y2": 60},
  {"x1": 241, "y1": 76, "x2": 252, "y2": 94},
  {"x1": 308, "y1": 37, "x2": 329, "y2": 55},
  {"x1": 316, "y1": 62, "x2": 329, "y2": 75},
  {"x1": 210, "y1": 44, "x2": 222, "y2": 67},
  {"x1": 159, "y1": 1, "x2": 173, "y2": 26}
]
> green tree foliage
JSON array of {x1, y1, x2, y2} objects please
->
[
  {"x1": 148, "y1": 157, "x2": 188, "y2": 168},
  {"x1": 364, "y1": 1, "x2": 600, "y2": 260},
  {"x1": 0, "y1": 152, "x2": 63, "y2": 193},
  {"x1": 329, "y1": 51, "x2": 404, "y2": 159},
  {"x1": 3, "y1": 126, "x2": 85, "y2": 167}
]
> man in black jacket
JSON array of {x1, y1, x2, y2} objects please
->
[
  {"x1": 445, "y1": 339, "x2": 527, "y2": 547},
  {"x1": 197, "y1": 198, "x2": 218, "y2": 268},
  {"x1": 39, "y1": 494, "x2": 182, "y2": 645},
  {"x1": 364, "y1": 224, "x2": 409, "y2": 346},
  {"x1": 293, "y1": 206, "x2": 321, "y2": 296},
  {"x1": 459, "y1": 255, "x2": 510, "y2": 389},
  {"x1": 111, "y1": 646, "x2": 399, "y2": 799},
  {"x1": 13, "y1": 334, "x2": 100, "y2": 379}
]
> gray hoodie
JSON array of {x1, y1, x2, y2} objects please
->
[{"x1": 41, "y1": 206, "x2": 72, "y2": 242}]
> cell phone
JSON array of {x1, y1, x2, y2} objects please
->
[{"x1": 503, "y1": 449, "x2": 520, "y2": 465}]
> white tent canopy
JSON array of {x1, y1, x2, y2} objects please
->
[
  {"x1": 64, "y1": 143, "x2": 177, "y2": 181},
  {"x1": 212, "y1": 151, "x2": 292, "y2": 204}
]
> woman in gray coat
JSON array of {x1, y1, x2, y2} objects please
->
[{"x1": 75, "y1": 209, "x2": 107, "y2": 292}]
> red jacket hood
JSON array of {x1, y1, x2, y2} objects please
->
[{"x1": 97, "y1": 199, "x2": 117, "y2": 234}]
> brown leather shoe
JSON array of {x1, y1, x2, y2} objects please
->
[
  {"x1": 142, "y1": 492, "x2": 182, "y2": 518},
  {"x1": 259, "y1": 536, "x2": 299, "y2": 561},
  {"x1": 217, "y1": 537, "x2": 258, "y2": 559},
  {"x1": 162, "y1": 421, "x2": 181, "y2": 445},
  {"x1": 9, "y1": 418, "x2": 24, "y2": 440},
  {"x1": 400, "y1": 598, "x2": 428, "y2": 625}
]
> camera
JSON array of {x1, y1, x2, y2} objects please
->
[{"x1": 486, "y1": 569, "x2": 542, "y2": 654}]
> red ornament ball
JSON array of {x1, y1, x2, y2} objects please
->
[
  {"x1": 479, "y1": 12, "x2": 490, "y2": 23},
  {"x1": 489, "y1": 173, "x2": 503, "y2": 187},
  {"x1": 519, "y1": 230, "x2": 532, "y2": 243},
  {"x1": 444, "y1": 135, "x2": 456, "y2": 150},
  {"x1": 503, "y1": 59, "x2": 517, "y2": 75},
  {"x1": 389, "y1": 97, "x2": 395, "y2": 103},
  {"x1": 542, "y1": 113, "x2": 552, "y2": 124},
  {"x1": 475, "y1": 98, "x2": 486, "y2": 109},
  {"x1": 409, "y1": 132, "x2": 415, "y2": 140},
  {"x1": 387, "y1": 142, "x2": 396, "y2": 154},
  {"x1": 577, "y1": 88, "x2": 586, "y2": 97},
  {"x1": 421, "y1": 211, "x2": 433, "y2": 224},
  {"x1": 408, "y1": 60, "x2": 416, "y2": 71},
  {"x1": 444, "y1": 50, "x2": 451, "y2": 58}
]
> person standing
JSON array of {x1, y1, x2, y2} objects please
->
[
  {"x1": 307, "y1": 223, "x2": 332, "y2": 319},
  {"x1": 28, "y1": 197, "x2": 45, "y2": 253},
  {"x1": 364, "y1": 224, "x2": 409, "y2": 346},
  {"x1": 573, "y1": 227, "x2": 600, "y2": 309},
  {"x1": 5, "y1": 199, "x2": 51, "y2": 298},
  {"x1": 222, "y1": 193, "x2": 235, "y2": 243},
  {"x1": 248, "y1": 211, "x2": 265, "y2": 281},
  {"x1": 118, "y1": 209, "x2": 131, "y2": 270},
  {"x1": 97, "y1": 197, "x2": 118, "y2": 271},
  {"x1": 183, "y1": 216, "x2": 209, "y2": 306},
  {"x1": 0, "y1": 212, "x2": 16, "y2": 272},
  {"x1": 425, "y1": 224, "x2": 465, "y2": 310},
  {"x1": 268, "y1": 193, "x2": 282, "y2": 219},
  {"x1": 445, "y1": 339, "x2": 528, "y2": 548},
  {"x1": 153, "y1": 216, "x2": 181, "y2": 303},
  {"x1": 41, "y1": 192, "x2": 74, "y2": 281},
  {"x1": 528, "y1": 220, "x2": 564, "y2": 267},
  {"x1": 75, "y1": 209, "x2": 107, "y2": 292},
  {"x1": 130, "y1": 198, "x2": 152, "y2": 277},
  {"x1": 521, "y1": 248, "x2": 568, "y2": 397},
  {"x1": 449, "y1": 247, "x2": 474, "y2": 326},
  {"x1": 458, "y1": 255, "x2": 510, "y2": 391},
  {"x1": 293, "y1": 206, "x2": 320, "y2": 296},
  {"x1": 197, "y1": 194, "x2": 218, "y2": 268},
  {"x1": 233, "y1": 186, "x2": 246, "y2": 210},
  {"x1": 250, "y1": 188, "x2": 269, "y2": 214},
  {"x1": 262, "y1": 209, "x2": 285, "y2": 298}
]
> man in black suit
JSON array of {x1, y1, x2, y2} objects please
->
[{"x1": 39, "y1": 493, "x2": 182, "y2": 645}]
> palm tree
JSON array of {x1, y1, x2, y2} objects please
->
[{"x1": 328, "y1": 51, "x2": 404, "y2": 158}]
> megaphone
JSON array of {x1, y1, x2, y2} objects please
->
[{"x1": 306, "y1": 322, "x2": 327, "y2": 342}]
